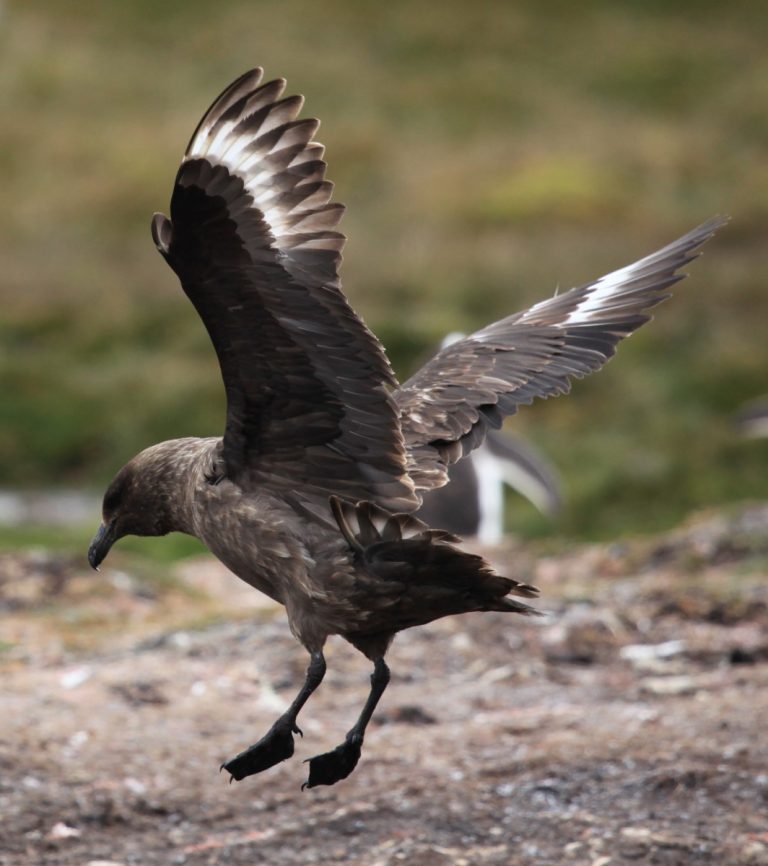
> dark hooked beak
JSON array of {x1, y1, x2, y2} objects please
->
[{"x1": 88, "y1": 521, "x2": 117, "y2": 571}]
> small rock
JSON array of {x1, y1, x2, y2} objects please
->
[
  {"x1": 170, "y1": 631, "x2": 192, "y2": 649},
  {"x1": 123, "y1": 777, "x2": 147, "y2": 796},
  {"x1": 640, "y1": 675, "x2": 697, "y2": 696},
  {"x1": 479, "y1": 664, "x2": 516, "y2": 684},
  {"x1": 60, "y1": 666, "x2": 92, "y2": 690},
  {"x1": 621, "y1": 827, "x2": 652, "y2": 841},
  {"x1": 47, "y1": 822, "x2": 81, "y2": 840},
  {"x1": 450, "y1": 632, "x2": 473, "y2": 651},
  {"x1": 649, "y1": 831, "x2": 697, "y2": 852},
  {"x1": 619, "y1": 827, "x2": 652, "y2": 859},
  {"x1": 67, "y1": 730, "x2": 89, "y2": 751},
  {"x1": 620, "y1": 640, "x2": 687, "y2": 662}
]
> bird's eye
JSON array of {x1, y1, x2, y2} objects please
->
[{"x1": 102, "y1": 483, "x2": 124, "y2": 517}]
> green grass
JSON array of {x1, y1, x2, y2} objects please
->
[{"x1": 1, "y1": 0, "x2": 767, "y2": 544}]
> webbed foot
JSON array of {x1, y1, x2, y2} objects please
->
[
  {"x1": 222, "y1": 720, "x2": 302, "y2": 781},
  {"x1": 302, "y1": 735, "x2": 362, "y2": 789}
]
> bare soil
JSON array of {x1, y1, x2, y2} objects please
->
[{"x1": 1, "y1": 506, "x2": 767, "y2": 866}]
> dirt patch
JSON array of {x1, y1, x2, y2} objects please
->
[{"x1": 1, "y1": 507, "x2": 767, "y2": 865}]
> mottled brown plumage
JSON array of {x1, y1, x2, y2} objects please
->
[{"x1": 88, "y1": 68, "x2": 726, "y2": 789}]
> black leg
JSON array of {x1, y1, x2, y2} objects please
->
[
  {"x1": 222, "y1": 650, "x2": 326, "y2": 782},
  {"x1": 303, "y1": 657, "x2": 390, "y2": 789}
]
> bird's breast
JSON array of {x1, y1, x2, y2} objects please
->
[{"x1": 191, "y1": 486, "x2": 312, "y2": 606}]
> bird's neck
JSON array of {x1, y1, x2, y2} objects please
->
[{"x1": 134, "y1": 436, "x2": 223, "y2": 536}]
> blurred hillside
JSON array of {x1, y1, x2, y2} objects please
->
[{"x1": 0, "y1": 0, "x2": 767, "y2": 540}]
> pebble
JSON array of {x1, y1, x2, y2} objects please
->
[
  {"x1": 620, "y1": 640, "x2": 687, "y2": 661},
  {"x1": 60, "y1": 666, "x2": 92, "y2": 690},
  {"x1": 47, "y1": 822, "x2": 81, "y2": 840},
  {"x1": 640, "y1": 675, "x2": 697, "y2": 696},
  {"x1": 618, "y1": 827, "x2": 652, "y2": 859}
]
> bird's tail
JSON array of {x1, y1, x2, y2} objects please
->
[{"x1": 329, "y1": 496, "x2": 541, "y2": 618}]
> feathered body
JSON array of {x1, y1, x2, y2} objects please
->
[
  {"x1": 121, "y1": 437, "x2": 538, "y2": 662},
  {"x1": 88, "y1": 69, "x2": 726, "y2": 788}
]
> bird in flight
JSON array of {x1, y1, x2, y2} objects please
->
[{"x1": 88, "y1": 68, "x2": 726, "y2": 789}]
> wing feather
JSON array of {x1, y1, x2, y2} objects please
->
[
  {"x1": 396, "y1": 217, "x2": 727, "y2": 493},
  {"x1": 154, "y1": 69, "x2": 416, "y2": 509}
]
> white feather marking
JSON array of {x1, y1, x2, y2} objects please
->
[
  {"x1": 205, "y1": 121, "x2": 239, "y2": 160},
  {"x1": 185, "y1": 82, "x2": 331, "y2": 256},
  {"x1": 560, "y1": 260, "x2": 642, "y2": 324},
  {"x1": 220, "y1": 135, "x2": 252, "y2": 166}
]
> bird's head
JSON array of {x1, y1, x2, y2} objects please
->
[{"x1": 87, "y1": 442, "x2": 189, "y2": 570}]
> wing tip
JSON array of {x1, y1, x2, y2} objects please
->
[
  {"x1": 682, "y1": 212, "x2": 730, "y2": 252},
  {"x1": 696, "y1": 213, "x2": 731, "y2": 234},
  {"x1": 183, "y1": 68, "x2": 266, "y2": 155}
]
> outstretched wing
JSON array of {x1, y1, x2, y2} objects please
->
[
  {"x1": 396, "y1": 217, "x2": 727, "y2": 493},
  {"x1": 152, "y1": 69, "x2": 416, "y2": 510}
]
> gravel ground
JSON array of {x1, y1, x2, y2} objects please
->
[{"x1": 1, "y1": 506, "x2": 767, "y2": 865}]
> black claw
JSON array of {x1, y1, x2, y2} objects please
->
[
  {"x1": 303, "y1": 737, "x2": 362, "y2": 789},
  {"x1": 221, "y1": 721, "x2": 297, "y2": 781}
]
